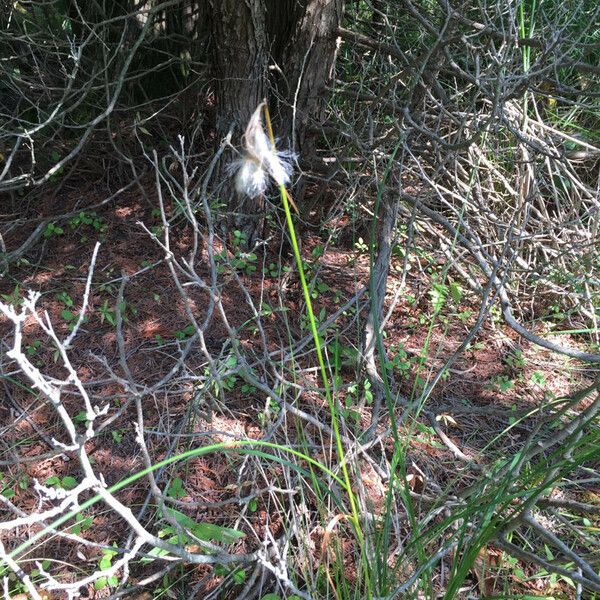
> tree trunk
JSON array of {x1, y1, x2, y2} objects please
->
[
  {"x1": 208, "y1": 0, "x2": 268, "y2": 246},
  {"x1": 282, "y1": 0, "x2": 344, "y2": 162},
  {"x1": 210, "y1": 0, "x2": 345, "y2": 245}
]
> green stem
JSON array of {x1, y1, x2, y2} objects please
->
[{"x1": 262, "y1": 104, "x2": 364, "y2": 566}]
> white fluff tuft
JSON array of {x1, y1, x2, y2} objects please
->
[
  {"x1": 234, "y1": 157, "x2": 267, "y2": 198},
  {"x1": 231, "y1": 102, "x2": 295, "y2": 198}
]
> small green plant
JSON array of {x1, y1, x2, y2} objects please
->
[
  {"x1": 166, "y1": 477, "x2": 187, "y2": 499},
  {"x1": 48, "y1": 150, "x2": 65, "y2": 181},
  {"x1": 98, "y1": 299, "x2": 116, "y2": 326},
  {"x1": 429, "y1": 280, "x2": 448, "y2": 313},
  {"x1": 300, "y1": 306, "x2": 326, "y2": 334},
  {"x1": 1, "y1": 472, "x2": 29, "y2": 499},
  {"x1": 448, "y1": 280, "x2": 462, "y2": 305},
  {"x1": 98, "y1": 300, "x2": 136, "y2": 327},
  {"x1": 231, "y1": 230, "x2": 258, "y2": 274},
  {"x1": 335, "y1": 342, "x2": 359, "y2": 370},
  {"x1": 174, "y1": 324, "x2": 195, "y2": 340},
  {"x1": 341, "y1": 379, "x2": 373, "y2": 430},
  {"x1": 95, "y1": 544, "x2": 119, "y2": 590},
  {"x1": 43, "y1": 222, "x2": 64, "y2": 238},
  {"x1": 490, "y1": 374, "x2": 514, "y2": 392},
  {"x1": 143, "y1": 507, "x2": 246, "y2": 565},
  {"x1": 309, "y1": 279, "x2": 330, "y2": 299},
  {"x1": 504, "y1": 349, "x2": 526, "y2": 371},
  {"x1": 530, "y1": 370, "x2": 546, "y2": 387},
  {"x1": 386, "y1": 343, "x2": 415, "y2": 378},
  {"x1": 1, "y1": 284, "x2": 23, "y2": 307},
  {"x1": 25, "y1": 339, "x2": 41, "y2": 356},
  {"x1": 0, "y1": 558, "x2": 49, "y2": 597},
  {"x1": 56, "y1": 291, "x2": 83, "y2": 329},
  {"x1": 45, "y1": 475, "x2": 78, "y2": 490},
  {"x1": 73, "y1": 410, "x2": 88, "y2": 424},
  {"x1": 111, "y1": 429, "x2": 124, "y2": 444},
  {"x1": 263, "y1": 262, "x2": 278, "y2": 278},
  {"x1": 263, "y1": 261, "x2": 289, "y2": 278},
  {"x1": 455, "y1": 309, "x2": 473, "y2": 322},
  {"x1": 311, "y1": 244, "x2": 325, "y2": 260},
  {"x1": 466, "y1": 341, "x2": 485, "y2": 352},
  {"x1": 60, "y1": 307, "x2": 78, "y2": 329},
  {"x1": 202, "y1": 354, "x2": 240, "y2": 395},
  {"x1": 68, "y1": 211, "x2": 107, "y2": 235},
  {"x1": 346, "y1": 379, "x2": 373, "y2": 406},
  {"x1": 98, "y1": 267, "x2": 117, "y2": 293},
  {"x1": 56, "y1": 291, "x2": 73, "y2": 307},
  {"x1": 342, "y1": 384, "x2": 363, "y2": 427},
  {"x1": 214, "y1": 564, "x2": 247, "y2": 585},
  {"x1": 71, "y1": 511, "x2": 94, "y2": 535},
  {"x1": 241, "y1": 383, "x2": 256, "y2": 394},
  {"x1": 354, "y1": 237, "x2": 369, "y2": 253},
  {"x1": 215, "y1": 230, "x2": 258, "y2": 275},
  {"x1": 257, "y1": 397, "x2": 281, "y2": 427}
]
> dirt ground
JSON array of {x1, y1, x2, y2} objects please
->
[{"x1": 1, "y1": 174, "x2": 596, "y2": 599}]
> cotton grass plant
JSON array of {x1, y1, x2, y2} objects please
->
[
  {"x1": 235, "y1": 100, "x2": 368, "y2": 587},
  {"x1": 259, "y1": 100, "x2": 362, "y2": 505}
]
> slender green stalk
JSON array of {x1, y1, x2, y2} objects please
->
[{"x1": 263, "y1": 104, "x2": 366, "y2": 584}]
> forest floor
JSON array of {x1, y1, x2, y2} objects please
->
[{"x1": 1, "y1": 173, "x2": 598, "y2": 599}]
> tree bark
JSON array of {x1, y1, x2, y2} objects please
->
[
  {"x1": 282, "y1": 0, "x2": 344, "y2": 161},
  {"x1": 209, "y1": 0, "x2": 345, "y2": 243},
  {"x1": 209, "y1": 0, "x2": 268, "y2": 245}
]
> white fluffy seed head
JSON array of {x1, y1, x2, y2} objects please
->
[
  {"x1": 234, "y1": 157, "x2": 267, "y2": 198},
  {"x1": 231, "y1": 101, "x2": 295, "y2": 197}
]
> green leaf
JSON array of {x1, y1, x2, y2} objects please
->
[
  {"x1": 61, "y1": 476, "x2": 77, "y2": 490},
  {"x1": 192, "y1": 522, "x2": 245, "y2": 544},
  {"x1": 162, "y1": 509, "x2": 245, "y2": 545},
  {"x1": 166, "y1": 477, "x2": 186, "y2": 499},
  {"x1": 141, "y1": 545, "x2": 172, "y2": 563},
  {"x1": 95, "y1": 576, "x2": 108, "y2": 590},
  {"x1": 61, "y1": 309, "x2": 73, "y2": 321},
  {"x1": 72, "y1": 512, "x2": 94, "y2": 534},
  {"x1": 164, "y1": 507, "x2": 196, "y2": 529},
  {"x1": 530, "y1": 371, "x2": 546, "y2": 386},
  {"x1": 175, "y1": 324, "x2": 195, "y2": 339},
  {"x1": 449, "y1": 281, "x2": 462, "y2": 304},
  {"x1": 233, "y1": 569, "x2": 246, "y2": 584},
  {"x1": 73, "y1": 411, "x2": 88, "y2": 423},
  {"x1": 429, "y1": 284, "x2": 447, "y2": 312}
]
